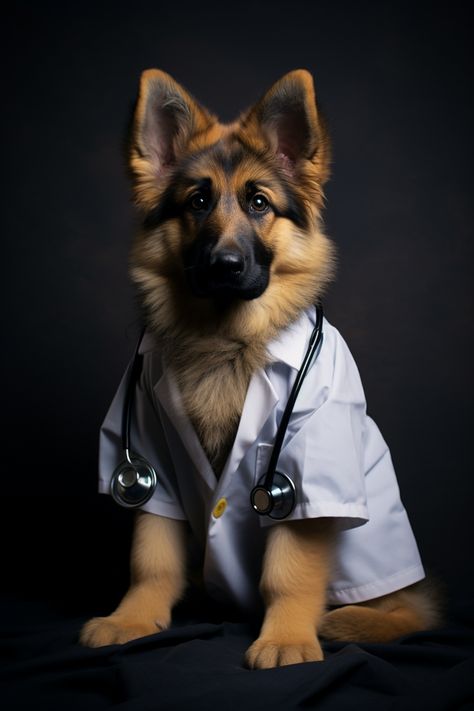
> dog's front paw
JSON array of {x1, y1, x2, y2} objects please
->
[
  {"x1": 245, "y1": 635, "x2": 324, "y2": 669},
  {"x1": 80, "y1": 615, "x2": 165, "y2": 647}
]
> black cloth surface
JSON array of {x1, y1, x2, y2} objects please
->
[{"x1": 1, "y1": 594, "x2": 474, "y2": 711}]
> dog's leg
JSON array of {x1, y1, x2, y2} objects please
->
[
  {"x1": 245, "y1": 518, "x2": 334, "y2": 669},
  {"x1": 80, "y1": 512, "x2": 187, "y2": 647},
  {"x1": 318, "y1": 581, "x2": 440, "y2": 643}
]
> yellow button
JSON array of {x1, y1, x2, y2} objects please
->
[{"x1": 212, "y1": 497, "x2": 227, "y2": 518}]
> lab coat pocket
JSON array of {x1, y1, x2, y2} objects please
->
[{"x1": 254, "y1": 443, "x2": 274, "y2": 486}]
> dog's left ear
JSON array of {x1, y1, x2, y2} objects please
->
[{"x1": 240, "y1": 69, "x2": 329, "y2": 179}]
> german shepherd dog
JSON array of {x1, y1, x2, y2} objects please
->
[{"x1": 80, "y1": 69, "x2": 439, "y2": 668}]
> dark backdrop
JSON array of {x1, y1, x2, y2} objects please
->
[{"x1": 2, "y1": 1, "x2": 473, "y2": 613}]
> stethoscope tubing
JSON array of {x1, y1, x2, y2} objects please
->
[
  {"x1": 113, "y1": 304, "x2": 324, "y2": 514},
  {"x1": 121, "y1": 327, "x2": 146, "y2": 460},
  {"x1": 262, "y1": 303, "x2": 324, "y2": 491}
]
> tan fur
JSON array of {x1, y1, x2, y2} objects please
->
[
  {"x1": 319, "y1": 580, "x2": 441, "y2": 643},
  {"x1": 81, "y1": 68, "x2": 440, "y2": 665},
  {"x1": 246, "y1": 519, "x2": 335, "y2": 668},
  {"x1": 80, "y1": 513, "x2": 187, "y2": 646},
  {"x1": 171, "y1": 337, "x2": 268, "y2": 473},
  {"x1": 247, "y1": 528, "x2": 439, "y2": 668}
]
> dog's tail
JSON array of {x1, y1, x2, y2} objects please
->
[{"x1": 318, "y1": 579, "x2": 443, "y2": 643}]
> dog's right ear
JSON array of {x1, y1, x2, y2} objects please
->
[{"x1": 129, "y1": 69, "x2": 216, "y2": 209}]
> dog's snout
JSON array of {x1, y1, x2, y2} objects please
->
[
  {"x1": 210, "y1": 250, "x2": 245, "y2": 277},
  {"x1": 184, "y1": 232, "x2": 271, "y2": 301}
]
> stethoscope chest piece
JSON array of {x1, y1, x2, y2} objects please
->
[
  {"x1": 110, "y1": 454, "x2": 157, "y2": 508},
  {"x1": 250, "y1": 471, "x2": 296, "y2": 520}
]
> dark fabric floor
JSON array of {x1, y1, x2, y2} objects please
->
[
  {"x1": 2, "y1": 592, "x2": 474, "y2": 711},
  {"x1": 1, "y1": 498, "x2": 473, "y2": 709}
]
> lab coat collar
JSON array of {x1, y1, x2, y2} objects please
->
[
  {"x1": 138, "y1": 330, "x2": 157, "y2": 355},
  {"x1": 139, "y1": 307, "x2": 315, "y2": 369},
  {"x1": 265, "y1": 307, "x2": 315, "y2": 370}
]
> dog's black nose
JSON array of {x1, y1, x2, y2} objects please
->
[{"x1": 210, "y1": 250, "x2": 245, "y2": 278}]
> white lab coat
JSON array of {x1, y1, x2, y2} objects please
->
[{"x1": 98, "y1": 308, "x2": 425, "y2": 611}]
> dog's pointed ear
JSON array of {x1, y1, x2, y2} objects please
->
[
  {"x1": 129, "y1": 69, "x2": 216, "y2": 207},
  {"x1": 241, "y1": 69, "x2": 328, "y2": 178}
]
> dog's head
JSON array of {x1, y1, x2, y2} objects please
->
[{"x1": 128, "y1": 69, "x2": 335, "y2": 341}]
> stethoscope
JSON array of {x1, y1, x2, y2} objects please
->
[{"x1": 110, "y1": 304, "x2": 324, "y2": 520}]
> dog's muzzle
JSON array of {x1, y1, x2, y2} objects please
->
[{"x1": 184, "y1": 239, "x2": 273, "y2": 301}]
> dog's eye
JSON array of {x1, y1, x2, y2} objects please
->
[
  {"x1": 249, "y1": 193, "x2": 269, "y2": 213},
  {"x1": 188, "y1": 191, "x2": 209, "y2": 212}
]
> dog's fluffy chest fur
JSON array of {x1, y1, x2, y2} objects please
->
[{"x1": 169, "y1": 337, "x2": 268, "y2": 476}]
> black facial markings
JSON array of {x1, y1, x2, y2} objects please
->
[
  {"x1": 183, "y1": 223, "x2": 273, "y2": 301},
  {"x1": 234, "y1": 137, "x2": 310, "y2": 230},
  {"x1": 185, "y1": 176, "x2": 213, "y2": 212},
  {"x1": 250, "y1": 230, "x2": 273, "y2": 269},
  {"x1": 234, "y1": 135, "x2": 272, "y2": 164},
  {"x1": 208, "y1": 143, "x2": 247, "y2": 175},
  {"x1": 144, "y1": 175, "x2": 214, "y2": 231},
  {"x1": 273, "y1": 183, "x2": 309, "y2": 230},
  {"x1": 143, "y1": 137, "x2": 309, "y2": 232},
  {"x1": 243, "y1": 178, "x2": 308, "y2": 230},
  {"x1": 239, "y1": 180, "x2": 261, "y2": 217},
  {"x1": 182, "y1": 223, "x2": 219, "y2": 270},
  {"x1": 181, "y1": 175, "x2": 212, "y2": 192},
  {"x1": 143, "y1": 182, "x2": 183, "y2": 230}
]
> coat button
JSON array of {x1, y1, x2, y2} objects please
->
[{"x1": 212, "y1": 497, "x2": 227, "y2": 518}]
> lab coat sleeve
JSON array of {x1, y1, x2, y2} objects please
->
[
  {"x1": 98, "y1": 351, "x2": 187, "y2": 520},
  {"x1": 257, "y1": 322, "x2": 373, "y2": 529}
]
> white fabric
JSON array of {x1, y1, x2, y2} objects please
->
[{"x1": 98, "y1": 309, "x2": 425, "y2": 610}]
